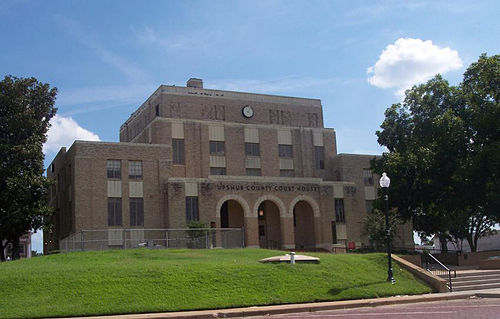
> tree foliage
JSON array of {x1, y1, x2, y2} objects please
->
[
  {"x1": 362, "y1": 208, "x2": 402, "y2": 250},
  {"x1": 0, "y1": 75, "x2": 57, "y2": 260},
  {"x1": 372, "y1": 54, "x2": 500, "y2": 252}
]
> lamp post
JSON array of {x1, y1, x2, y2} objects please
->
[{"x1": 379, "y1": 172, "x2": 395, "y2": 284}]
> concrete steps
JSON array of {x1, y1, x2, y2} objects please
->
[{"x1": 442, "y1": 270, "x2": 500, "y2": 292}]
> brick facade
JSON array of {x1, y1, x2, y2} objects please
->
[{"x1": 45, "y1": 78, "x2": 413, "y2": 253}]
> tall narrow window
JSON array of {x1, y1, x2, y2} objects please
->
[
  {"x1": 363, "y1": 169, "x2": 374, "y2": 186},
  {"x1": 280, "y1": 169, "x2": 294, "y2": 177},
  {"x1": 185, "y1": 196, "x2": 199, "y2": 222},
  {"x1": 172, "y1": 139, "x2": 185, "y2": 164},
  {"x1": 278, "y1": 144, "x2": 293, "y2": 158},
  {"x1": 129, "y1": 161, "x2": 142, "y2": 179},
  {"x1": 107, "y1": 160, "x2": 121, "y2": 179},
  {"x1": 210, "y1": 167, "x2": 226, "y2": 175},
  {"x1": 314, "y1": 146, "x2": 325, "y2": 169},
  {"x1": 209, "y1": 141, "x2": 225, "y2": 156},
  {"x1": 108, "y1": 198, "x2": 122, "y2": 226},
  {"x1": 246, "y1": 168, "x2": 261, "y2": 176},
  {"x1": 130, "y1": 198, "x2": 144, "y2": 226},
  {"x1": 155, "y1": 104, "x2": 160, "y2": 116},
  {"x1": 245, "y1": 143, "x2": 260, "y2": 156},
  {"x1": 335, "y1": 199, "x2": 345, "y2": 223}
]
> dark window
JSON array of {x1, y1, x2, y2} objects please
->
[
  {"x1": 365, "y1": 200, "x2": 374, "y2": 215},
  {"x1": 210, "y1": 167, "x2": 226, "y2": 175},
  {"x1": 280, "y1": 169, "x2": 294, "y2": 177},
  {"x1": 246, "y1": 168, "x2": 261, "y2": 176},
  {"x1": 155, "y1": 104, "x2": 160, "y2": 116},
  {"x1": 129, "y1": 161, "x2": 142, "y2": 179},
  {"x1": 51, "y1": 163, "x2": 55, "y2": 173},
  {"x1": 172, "y1": 139, "x2": 185, "y2": 164},
  {"x1": 245, "y1": 143, "x2": 260, "y2": 156},
  {"x1": 314, "y1": 146, "x2": 325, "y2": 169},
  {"x1": 220, "y1": 201, "x2": 228, "y2": 228},
  {"x1": 331, "y1": 221, "x2": 337, "y2": 244},
  {"x1": 108, "y1": 198, "x2": 122, "y2": 226},
  {"x1": 363, "y1": 169, "x2": 374, "y2": 186},
  {"x1": 107, "y1": 160, "x2": 121, "y2": 179},
  {"x1": 130, "y1": 198, "x2": 144, "y2": 226},
  {"x1": 209, "y1": 141, "x2": 225, "y2": 156},
  {"x1": 335, "y1": 199, "x2": 345, "y2": 223},
  {"x1": 185, "y1": 196, "x2": 199, "y2": 222},
  {"x1": 278, "y1": 144, "x2": 293, "y2": 158}
]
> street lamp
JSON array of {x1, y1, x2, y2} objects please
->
[{"x1": 379, "y1": 172, "x2": 395, "y2": 284}]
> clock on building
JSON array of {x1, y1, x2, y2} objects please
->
[{"x1": 242, "y1": 105, "x2": 254, "y2": 118}]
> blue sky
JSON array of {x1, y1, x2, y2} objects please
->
[{"x1": 1, "y1": 0, "x2": 499, "y2": 252}]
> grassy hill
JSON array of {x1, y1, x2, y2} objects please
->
[{"x1": 0, "y1": 249, "x2": 431, "y2": 318}]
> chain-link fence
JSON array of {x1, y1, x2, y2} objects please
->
[{"x1": 58, "y1": 228, "x2": 244, "y2": 253}]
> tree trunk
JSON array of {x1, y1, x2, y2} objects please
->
[
  {"x1": 11, "y1": 236, "x2": 20, "y2": 260},
  {"x1": 438, "y1": 232, "x2": 448, "y2": 252},
  {"x1": 0, "y1": 242, "x2": 6, "y2": 262},
  {"x1": 466, "y1": 234, "x2": 477, "y2": 252}
]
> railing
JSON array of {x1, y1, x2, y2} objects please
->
[
  {"x1": 58, "y1": 228, "x2": 245, "y2": 253},
  {"x1": 423, "y1": 252, "x2": 457, "y2": 292}
]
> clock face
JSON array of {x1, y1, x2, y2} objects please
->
[{"x1": 242, "y1": 105, "x2": 254, "y2": 118}]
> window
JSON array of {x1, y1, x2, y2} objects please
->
[
  {"x1": 209, "y1": 141, "x2": 225, "y2": 156},
  {"x1": 129, "y1": 161, "x2": 142, "y2": 179},
  {"x1": 314, "y1": 146, "x2": 325, "y2": 169},
  {"x1": 363, "y1": 169, "x2": 374, "y2": 186},
  {"x1": 172, "y1": 139, "x2": 185, "y2": 164},
  {"x1": 245, "y1": 143, "x2": 260, "y2": 156},
  {"x1": 280, "y1": 169, "x2": 294, "y2": 177},
  {"x1": 155, "y1": 104, "x2": 160, "y2": 116},
  {"x1": 210, "y1": 167, "x2": 226, "y2": 175},
  {"x1": 108, "y1": 198, "x2": 122, "y2": 226},
  {"x1": 185, "y1": 196, "x2": 199, "y2": 222},
  {"x1": 130, "y1": 198, "x2": 144, "y2": 226},
  {"x1": 246, "y1": 168, "x2": 261, "y2": 176},
  {"x1": 365, "y1": 200, "x2": 374, "y2": 215},
  {"x1": 107, "y1": 160, "x2": 121, "y2": 179},
  {"x1": 335, "y1": 199, "x2": 345, "y2": 223},
  {"x1": 278, "y1": 144, "x2": 293, "y2": 158}
]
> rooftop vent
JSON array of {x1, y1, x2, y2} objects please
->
[{"x1": 187, "y1": 78, "x2": 203, "y2": 88}]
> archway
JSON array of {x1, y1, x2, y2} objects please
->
[
  {"x1": 292, "y1": 200, "x2": 316, "y2": 249},
  {"x1": 257, "y1": 200, "x2": 281, "y2": 249},
  {"x1": 220, "y1": 200, "x2": 244, "y2": 228},
  {"x1": 219, "y1": 199, "x2": 245, "y2": 248}
]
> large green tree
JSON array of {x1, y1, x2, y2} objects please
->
[
  {"x1": 372, "y1": 54, "x2": 500, "y2": 252},
  {"x1": 0, "y1": 75, "x2": 57, "y2": 260}
]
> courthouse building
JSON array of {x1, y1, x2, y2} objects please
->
[{"x1": 45, "y1": 78, "x2": 413, "y2": 253}]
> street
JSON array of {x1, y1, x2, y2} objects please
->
[{"x1": 247, "y1": 298, "x2": 500, "y2": 319}]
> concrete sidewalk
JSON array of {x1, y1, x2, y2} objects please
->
[{"x1": 64, "y1": 288, "x2": 500, "y2": 319}]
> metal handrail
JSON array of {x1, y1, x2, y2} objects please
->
[{"x1": 424, "y1": 252, "x2": 457, "y2": 292}]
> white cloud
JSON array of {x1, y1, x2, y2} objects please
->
[
  {"x1": 44, "y1": 115, "x2": 100, "y2": 154},
  {"x1": 367, "y1": 38, "x2": 463, "y2": 96}
]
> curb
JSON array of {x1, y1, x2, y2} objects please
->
[{"x1": 64, "y1": 291, "x2": 498, "y2": 319}]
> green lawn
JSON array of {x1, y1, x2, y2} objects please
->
[{"x1": 0, "y1": 249, "x2": 432, "y2": 318}]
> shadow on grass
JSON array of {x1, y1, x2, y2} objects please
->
[{"x1": 328, "y1": 280, "x2": 387, "y2": 296}]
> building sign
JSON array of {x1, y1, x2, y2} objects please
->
[{"x1": 214, "y1": 182, "x2": 320, "y2": 193}]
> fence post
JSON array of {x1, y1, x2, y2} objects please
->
[{"x1": 81, "y1": 229, "x2": 84, "y2": 251}]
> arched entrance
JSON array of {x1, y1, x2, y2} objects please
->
[
  {"x1": 293, "y1": 200, "x2": 316, "y2": 249},
  {"x1": 219, "y1": 199, "x2": 245, "y2": 248},
  {"x1": 220, "y1": 200, "x2": 244, "y2": 228},
  {"x1": 257, "y1": 200, "x2": 281, "y2": 249}
]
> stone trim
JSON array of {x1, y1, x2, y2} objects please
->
[
  {"x1": 253, "y1": 195, "x2": 287, "y2": 218},
  {"x1": 289, "y1": 195, "x2": 320, "y2": 217},
  {"x1": 215, "y1": 194, "x2": 251, "y2": 218}
]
